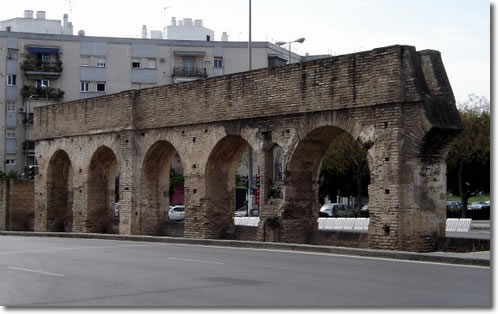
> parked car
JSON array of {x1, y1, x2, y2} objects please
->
[
  {"x1": 361, "y1": 204, "x2": 369, "y2": 212},
  {"x1": 168, "y1": 205, "x2": 185, "y2": 221},
  {"x1": 235, "y1": 206, "x2": 248, "y2": 217},
  {"x1": 319, "y1": 203, "x2": 353, "y2": 217},
  {"x1": 446, "y1": 201, "x2": 462, "y2": 211},
  {"x1": 467, "y1": 201, "x2": 488, "y2": 211},
  {"x1": 234, "y1": 206, "x2": 259, "y2": 217}
]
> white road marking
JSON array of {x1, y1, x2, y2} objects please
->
[
  {"x1": 0, "y1": 243, "x2": 156, "y2": 255},
  {"x1": 161, "y1": 243, "x2": 490, "y2": 269},
  {"x1": 167, "y1": 257, "x2": 224, "y2": 265},
  {"x1": 8, "y1": 266, "x2": 65, "y2": 277}
]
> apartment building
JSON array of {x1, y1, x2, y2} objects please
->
[{"x1": 0, "y1": 11, "x2": 298, "y2": 174}]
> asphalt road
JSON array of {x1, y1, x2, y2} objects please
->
[{"x1": 0, "y1": 236, "x2": 491, "y2": 307}]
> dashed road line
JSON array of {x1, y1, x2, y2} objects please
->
[
  {"x1": 167, "y1": 257, "x2": 224, "y2": 265},
  {"x1": 8, "y1": 266, "x2": 65, "y2": 277}
]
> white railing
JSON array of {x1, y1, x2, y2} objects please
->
[
  {"x1": 233, "y1": 217, "x2": 472, "y2": 232},
  {"x1": 317, "y1": 218, "x2": 369, "y2": 231},
  {"x1": 234, "y1": 217, "x2": 260, "y2": 227},
  {"x1": 445, "y1": 218, "x2": 472, "y2": 232}
]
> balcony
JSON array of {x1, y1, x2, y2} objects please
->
[
  {"x1": 21, "y1": 59, "x2": 63, "y2": 79},
  {"x1": 21, "y1": 85, "x2": 65, "y2": 102},
  {"x1": 172, "y1": 67, "x2": 207, "y2": 78}
]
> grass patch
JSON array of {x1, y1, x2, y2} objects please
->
[{"x1": 447, "y1": 194, "x2": 490, "y2": 203}]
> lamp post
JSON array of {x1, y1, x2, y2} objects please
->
[
  {"x1": 247, "y1": 0, "x2": 253, "y2": 216},
  {"x1": 248, "y1": 0, "x2": 252, "y2": 71},
  {"x1": 275, "y1": 37, "x2": 306, "y2": 64},
  {"x1": 24, "y1": 94, "x2": 35, "y2": 173}
]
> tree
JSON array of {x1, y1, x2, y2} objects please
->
[
  {"x1": 319, "y1": 132, "x2": 370, "y2": 209},
  {"x1": 446, "y1": 94, "x2": 490, "y2": 217}
]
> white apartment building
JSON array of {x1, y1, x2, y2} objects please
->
[{"x1": 0, "y1": 11, "x2": 300, "y2": 174}]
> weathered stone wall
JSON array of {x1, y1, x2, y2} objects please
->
[
  {"x1": 34, "y1": 45, "x2": 462, "y2": 252},
  {"x1": 35, "y1": 45, "x2": 432, "y2": 141},
  {"x1": 0, "y1": 179, "x2": 34, "y2": 231},
  {"x1": 0, "y1": 180, "x2": 7, "y2": 230},
  {"x1": 9, "y1": 180, "x2": 35, "y2": 231}
]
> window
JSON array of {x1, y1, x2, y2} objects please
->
[
  {"x1": 146, "y1": 58, "x2": 156, "y2": 69},
  {"x1": 183, "y1": 57, "x2": 195, "y2": 72},
  {"x1": 7, "y1": 74, "x2": 16, "y2": 86},
  {"x1": 5, "y1": 159, "x2": 16, "y2": 165},
  {"x1": 7, "y1": 49, "x2": 17, "y2": 60},
  {"x1": 6, "y1": 130, "x2": 16, "y2": 138},
  {"x1": 6, "y1": 101, "x2": 16, "y2": 112},
  {"x1": 80, "y1": 56, "x2": 90, "y2": 66},
  {"x1": 41, "y1": 54, "x2": 50, "y2": 64},
  {"x1": 96, "y1": 82, "x2": 106, "y2": 92},
  {"x1": 132, "y1": 60, "x2": 141, "y2": 68},
  {"x1": 214, "y1": 57, "x2": 223, "y2": 68},
  {"x1": 80, "y1": 81, "x2": 89, "y2": 92},
  {"x1": 97, "y1": 58, "x2": 106, "y2": 67},
  {"x1": 36, "y1": 79, "x2": 49, "y2": 88}
]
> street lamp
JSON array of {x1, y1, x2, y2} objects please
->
[
  {"x1": 248, "y1": 0, "x2": 252, "y2": 71},
  {"x1": 24, "y1": 94, "x2": 35, "y2": 173},
  {"x1": 275, "y1": 37, "x2": 306, "y2": 64}
]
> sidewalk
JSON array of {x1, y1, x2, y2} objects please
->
[{"x1": 0, "y1": 231, "x2": 491, "y2": 267}]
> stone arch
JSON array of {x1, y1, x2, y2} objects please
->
[
  {"x1": 204, "y1": 135, "x2": 251, "y2": 238},
  {"x1": 46, "y1": 149, "x2": 73, "y2": 232},
  {"x1": 281, "y1": 125, "x2": 371, "y2": 243},
  {"x1": 137, "y1": 141, "x2": 184, "y2": 235},
  {"x1": 87, "y1": 146, "x2": 119, "y2": 234}
]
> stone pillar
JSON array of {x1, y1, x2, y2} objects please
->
[
  {"x1": 71, "y1": 178, "x2": 88, "y2": 233},
  {"x1": 182, "y1": 171, "x2": 205, "y2": 239},
  {"x1": 34, "y1": 167, "x2": 48, "y2": 232},
  {"x1": 118, "y1": 131, "x2": 136, "y2": 235},
  {"x1": 256, "y1": 142, "x2": 284, "y2": 242},
  {"x1": 367, "y1": 110, "x2": 405, "y2": 251}
]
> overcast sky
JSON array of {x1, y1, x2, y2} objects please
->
[{"x1": 1, "y1": 0, "x2": 491, "y2": 104}]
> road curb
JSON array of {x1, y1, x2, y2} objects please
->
[{"x1": 0, "y1": 231, "x2": 490, "y2": 267}]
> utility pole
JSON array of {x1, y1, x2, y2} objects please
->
[
  {"x1": 247, "y1": 0, "x2": 253, "y2": 216},
  {"x1": 248, "y1": 0, "x2": 252, "y2": 71}
]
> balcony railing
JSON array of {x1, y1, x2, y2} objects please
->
[
  {"x1": 172, "y1": 67, "x2": 207, "y2": 78},
  {"x1": 21, "y1": 85, "x2": 65, "y2": 101},
  {"x1": 21, "y1": 60, "x2": 63, "y2": 77}
]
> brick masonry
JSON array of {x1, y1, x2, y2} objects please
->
[
  {"x1": 33, "y1": 45, "x2": 462, "y2": 252},
  {"x1": 0, "y1": 179, "x2": 34, "y2": 231}
]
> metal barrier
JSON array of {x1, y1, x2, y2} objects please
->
[
  {"x1": 234, "y1": 217, "x2": 472, "y2": 232},
  {"x1": 315, "y1": 218, "x2": 470, "y2": 232},
  {"x1": 234, "y1": 217, "x2": 260, "y2": 227}
]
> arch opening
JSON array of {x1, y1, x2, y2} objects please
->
[
  {"x1": 47, "y1": 150, "x2": 73, "y2": 232},
  {"x1": 139, "y1": 141, "x2": 184, "y2": 236},
  {"x1": 205, "y1": 135, "x2": 256, "y2": 238},
  {"x1": 283, "y1": 126, "x2": 371, "y2": 242},
  {"x1": 87, "y1": 146, "x2": 119, "y2": 234}
]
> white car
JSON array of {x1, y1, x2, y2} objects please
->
[
  {"x1": 235, "y1": 206, "x2": 248, "y2": 217},
  {"x1": 319, "y1": 203, "x2": 352, "y2": 217},
  {"x1": 168, "y1": 205, "x2": 185, "y2": 221}
]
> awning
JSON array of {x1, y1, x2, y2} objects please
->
[
  {"x1": 26, "y1": 47, "x2": 60, "y2": 54},
  {"x1": 173, "y1": 51, "x2": 206, "y2": 57}
]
